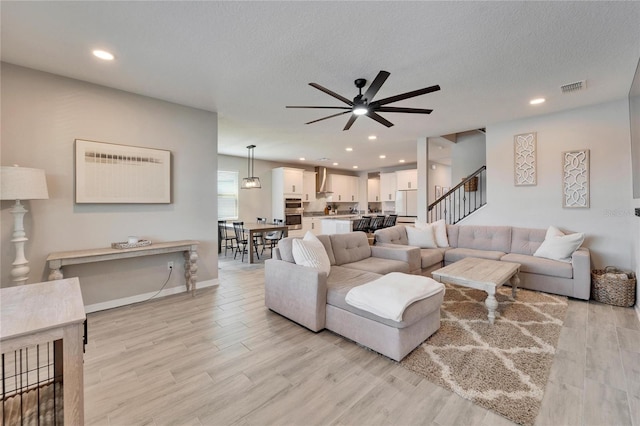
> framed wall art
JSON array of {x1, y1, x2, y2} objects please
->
[
  {"x1": 75, "y1": 139, "x2": 171, "y2": 203},
  {"x1": 514, "y1": 132, "x2": 537, "y2": 186},
  {"x1": 562, "y1": 149, "x2": 590, "y2": 208}
]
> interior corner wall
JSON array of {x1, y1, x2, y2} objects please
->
[
  {"x1": 0, "y1": 63, "x2": 218, "y2": 306},
  {"x1": 462, "y1": 98, "x2": 634, "y2": 270}
]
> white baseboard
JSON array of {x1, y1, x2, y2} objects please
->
[
  {"x1": 84, "y1": 278, "x2": 219, "y2": 313},
  {"x1": 635, "y1": 303, "x2": 640, "y2": 323}
]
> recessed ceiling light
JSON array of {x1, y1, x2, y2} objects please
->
[
  {"x1": 352, "y1": 165, "x2": 358, "y2": 169},
  {"x1": 333, "y1": 162, "x2": 338, "y2": 166},
  {"x1": 92, "y1": 49, "x2": 114, "y2": 61},
  {"x1": 368, "y1": 135, "x2": 377, "y2": 140},
  {"x1": 299, "y1": 157, "x2": 305, "y2": 161},
  {"x1": 379, "y1": 155, "x2": 386, "y2": 159},
  {"x1": 399, "y1": 159, "x2": 406, "y2": 163},
  {"x1": 530, "y1": 98, "x2": 545, "y2": 105},
  {"x1": 345, "y1": 147, "x2": 353, "y2": 152}
]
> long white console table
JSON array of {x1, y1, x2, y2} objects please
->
[{"x1": 46, "y1": 240, "x2": 200, "y2": 296}]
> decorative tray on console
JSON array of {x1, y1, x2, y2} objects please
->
[{"x1": 111, "y1": 240, "x2": 152, "y2": 249}]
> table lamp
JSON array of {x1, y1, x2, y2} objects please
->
[{"x1": 1, "y1": 165, "x2": 49, "y2": 283}]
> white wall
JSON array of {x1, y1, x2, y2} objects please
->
[
  {"x1": 1, "y1": 63, "x2": 218, "y2": 307},
  {"x1": 463, "y1": 99, "x2": 634, "y2": 270},
  {"x1": 428, "y1": 163, "x2": 452, "y2": 204},
  {"x1": 451, "y1": 131, "x2": 486, "y2": 183}
]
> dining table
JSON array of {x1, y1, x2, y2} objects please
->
[{"x1": 223, "y1": 222, "x2": 289, "y2": 264}]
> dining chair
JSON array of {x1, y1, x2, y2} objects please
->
[
  {"x1": 218, "y1": 220, "x2": 236, "y2": 256},
  {"x1": 233, "y1": 221, "x2": 259, "y2": 262},
  {"x1": 255, "y1": 217, "x2": 267, "y2": 254},
  {"x1": 264, "y1": 219, "x2": 285, "y2": 255}
]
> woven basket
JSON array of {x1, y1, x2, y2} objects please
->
[
  {"x1": 463, "y1": 176, "x2": 479, "y2": 192},
  {"x1": 591, "y1": 266, "x2": 636, "y2": 307},
  {"x1": 111, "y1": 239, "x2": 152, "y2": 250}
]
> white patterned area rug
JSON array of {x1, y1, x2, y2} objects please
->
[{"x1": 401, "y1": 283, "x2": 568, "y2": 426}]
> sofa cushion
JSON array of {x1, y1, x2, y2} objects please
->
[
  {"x1": 444, "y1": 248, "x2": 506, "y2": 263},
  {"x1": 277, "y1": 237, "x2": 296, "y2": 263},
  {"x1": 446, "y1": 224, "x2": 459, "y2": 247},
  {"x1": 278, "y1": 235, "x2": 336, "y2": 265},
  {"x1": 342, "y1": 257, "x2": 411, "y2": 275},
  {"x1": 330, "y1": 232, "x2": 372, "y2": 266},
  {"x1": 327, "y1": 269, "x2": 444, "y2": 329},
  {"x1": 292, "y1": 232, "x2": 331, "y2": 276},
  {"x1": 374, "y1": 225, "x2": 409, "y2": 245},
  {"x1": 510, "y1": 227, "x2": 546, "y2": 255},
  {"x1": 416, "y1": 219, "x2": 449, "y2": 247},
  {"x1": 406, "y1": 225, "x2": 437, "y2": 248},
  {"x1": 420, "y1": 248, "x2": 444, "y2": 269},
  {"x1": 501, "y1": 253, "x2": 573, "y2": 279},
  {"x1": 533, "y1": 226, "x2": 585, "y2": 263},
  {"x1": 457, "y1": 225, "x2": 511, "y2": 252}
]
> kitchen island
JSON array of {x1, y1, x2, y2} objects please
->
[{"x1": 320, "y1": 216, "x2": 360, "y2": 234}]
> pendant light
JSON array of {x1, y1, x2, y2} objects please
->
[{"x1": 241, "y1": 145, "x2": 261, "y2": 189}]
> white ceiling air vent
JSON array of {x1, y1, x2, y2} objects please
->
[{"x1": 560, "y1": 80, "x2": 586, "y2": 93}]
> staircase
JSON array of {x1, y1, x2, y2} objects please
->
[{"x1": 427, "y1": 166, "x2": 486, "y2": 224}]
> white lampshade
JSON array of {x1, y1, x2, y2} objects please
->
[{"x1": 1, "y1": 166, "x2": 49, "y2": 200}]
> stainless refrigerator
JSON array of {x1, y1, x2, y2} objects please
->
[{"x1": 395, "y1": 190, "x2": 418, "y2": 216}]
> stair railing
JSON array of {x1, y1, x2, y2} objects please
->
[{"x1": 427, "y1": 165, "x2": 486, "y2": 224}]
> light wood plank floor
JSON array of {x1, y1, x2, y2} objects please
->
[{"x1": 84, "y1": 255, "x2": 640, "y2": 425}]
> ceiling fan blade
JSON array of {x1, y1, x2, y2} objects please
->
[
  {"x1": 305, "y1": 111, "x2": 351, "y2": 125},
  {"x1": 372, "y1": 84, "x2": 441, "y2": 107},
  {"x1": 376, "y1": 106, "x2": 433, "y2": 114},
  {"x1": 343, "y1": 114, "x2": 358, "y2": 131},
  {"x1": 286, "y1": 106, "x2": 351, "y2": 110},
  {"x1": 309, "y1": 83, "x2": 353, "y2": 106},
  {"x1": 366, "y1": 112, "x2": 394, "y2": 128},
  {"x1": 363, "y1": 70, "x2": 390, "y2": 102}
]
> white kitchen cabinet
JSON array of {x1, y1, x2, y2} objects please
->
[
  {"x1": 368, "y1": 178, "x2": 380, "y2": 203},
  {"x1": 329, "y1": 175, "x2": 359, "y2": 202},
  {"x1": 380, "y1": 172, "x2": 397, "y2": 201},
  {"x1": 300, "y1": 217, "x2": 321, "y2": 235},
  {"x1": 273, "y1": 167, "x2": 303, "y2": 195},
  {"x1": 272, "y1": 167, "x2": 304, "y2": 223},
  {"x1": 396, "y1": 169, "x2": 418, "y2": 190},
  {"x1": 302, "y1": 171, "x2": 316, "y2": 202}
]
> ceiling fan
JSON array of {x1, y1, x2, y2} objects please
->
[{"x1": 286, "y1": 70, "x2": 440, "y2": 131}]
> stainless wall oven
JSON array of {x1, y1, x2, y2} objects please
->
[{"x1": 284, "y1": 198, "x2": 303, "y2": 230}]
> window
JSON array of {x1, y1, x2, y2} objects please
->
[{"x1": 218, "y1": 171, "x2": 238, "y2": 220}]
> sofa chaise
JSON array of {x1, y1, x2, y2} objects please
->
[
  {"x1": 374, "y1": 224, "x2": 591, "y2": 300},
  {"x1": 264, "y1": 231, "x2": 444, "y2": 361}
]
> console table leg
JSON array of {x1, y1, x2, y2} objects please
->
[
  {"x1": 184, "y1": 249, "x2": 198, "y2": 297},
  {"x1": 485, "y1": 288, "x2": 499, "y2": 325},
  {"x1": 49, "y1": 268, "x2": 64, "y2": 281}
]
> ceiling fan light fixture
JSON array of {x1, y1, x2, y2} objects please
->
[
  {"x1": 241, "y1": 145, "x2": 261, "y2": 189},
  {"x1": 353, "y1": 106, "x2": 368, "y2": 116}
]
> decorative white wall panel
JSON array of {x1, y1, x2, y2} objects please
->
[
  {"x1": 514, "y1": 132, "x2": 536, "y2": 186},
  {"x1": 562, "y1": 149, "x2": 590, "y2": 208}
]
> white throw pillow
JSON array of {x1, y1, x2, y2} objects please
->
[
  {"x1": 292, "y1": 232, "x2": 331, "y2": 276},
  {"x1": 406, "y1": 225, "x2": 438, "y2": 249},
  {"x1": 415, "y1": 219, "x2": 449, "y2": 248},
  {"x1": 533, "y1": 225, "x2": 584, "y2": 263}
]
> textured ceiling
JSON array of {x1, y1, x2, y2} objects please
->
[{"x1": 2, "y1": 1, "x2": 639, "y2": 171}]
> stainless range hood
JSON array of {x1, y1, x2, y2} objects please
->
[{"x1": 315, "y1": 166, "x2": 333, "y2": 195}]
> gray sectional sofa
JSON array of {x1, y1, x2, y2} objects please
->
[
  {"x1": 264, "y1": 231, "x2": 444, "y2": 361},
  {"x1": 374, "y1": 224, "x2": 591, "y2": 300}
]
